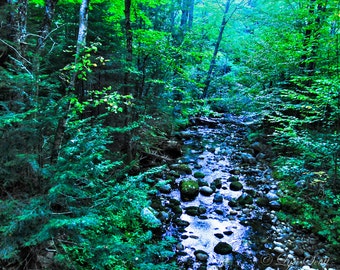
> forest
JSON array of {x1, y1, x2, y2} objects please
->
[{"x1": 0, "y1": 0, "x2": 339, "y2": 269}]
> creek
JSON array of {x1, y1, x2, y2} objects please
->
[{"x1": 153, "y1": 114, "x2": 334, "y2": 270}]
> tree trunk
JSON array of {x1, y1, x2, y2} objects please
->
[
  {"x1": 123, "y1": 0, "x2": 134, "y2": 162},
  {"x1": 124, "y1": 0, "x2": 133, "y2": 96},
  {"x1": 299, "y1": 0, "x2": 325, "y2": 80},
  {"x1": 50, "y1": 0, "x2": 90, "y2": 164},
  {"x1": 202, "y1": 0, "x2": 232, "y2": 99},
  {"x1": 15, "y1": 0, "x2": 28, "y2": 56}
]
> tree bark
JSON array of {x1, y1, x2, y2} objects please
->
[
  {"x1": 202, "y1": 0, "x2": 232, "y2": 99},
  {"x1": 51, "y1": 0, "x2": 90, "y2": 164}
]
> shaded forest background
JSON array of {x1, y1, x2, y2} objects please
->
[{"x1": 0, "y1": 0, "x2": 339, "y2": 269}]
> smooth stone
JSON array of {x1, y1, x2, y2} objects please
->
[
  {"x1": 213, "y1": 192, "x2": 223, "y2": 203},
  {"x1": 158, "y1": 183, "x2": 172, "y2": 194},
  {"x1": 194, "y1": 250, "x2": 209, "y2": 262},
  {"x1": 185, "y1": 206, "x2": 199, "y2": 216},
  {"x1": 223, "y1": 231, "x2": 233, "y2": 236},
  {"x1": 214, "y1": 209, "x2": 224, "y2": 215},
  {"x1": 229, "y1": 169, "x2": 240, "y2": 175},
  {"x1": 200, "y1": 186, "x2": 214, "y2": 196},
  {"x1": 214, "y1": 242, "x2": 232, "y2": 255},
  {"x1": 214, "y1": 233, "x2": 224, "y2": 239},
  {"x1": 194, "y1": 171, "x2": 205, "y2": 178}
]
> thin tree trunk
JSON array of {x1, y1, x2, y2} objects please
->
[
  {"x1": 123, "y1": 0, "x2": 134, "y2": 162},
  {"x1": 51, "y1": 0, "x2": 90, "y2": 164},
  {"x1": 124, "y1": 0, "x2": 133, "y2": 96},
  {"x1": 202, "y1": 0, "x2": 232, "y2": 99}
]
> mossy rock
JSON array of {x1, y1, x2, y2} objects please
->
[
  {"x1": 194, "y1": 171, "x2": 205, "y2": 178},
  {"x1": 230, "y1": 181, "x2": 243, "y2": 191},
  {"x1": 180, "y1": 179, "x2": 199, "y2": 201},
  {"x1": 170, "y1": 164, "x2": 192, "y2": 175}
]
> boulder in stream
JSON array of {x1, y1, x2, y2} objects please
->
[
  {"x1": 200, "y1": 186, "x2": 214, "y2": 196},
  {"x1": 180, "y1": 179, "x2": 199, "y2": 201}
]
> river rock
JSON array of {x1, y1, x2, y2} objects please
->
[
  {"x1": 214, "y1": 233, "x2": 224, "y2": 239},
  {"x1": 185, "y1": 206, "x2": 199, "y2": 216},
  {"x1": 256, "y1": 197, "x2": 270, "y2": 207},
  {"x1": 194, "y1": 171, "x2": 205, "y2": 178},
  {"x1": 228, "y1": 175, "x2": 239, "y2": 182},
  {"x1": 229, "y1": 169, "x2": 241, "y2": 175},
  {"x1": 180, "y1": 179, "x2": 199, "y2": 201},
  {"x1": 200, "y1": 186, "x2": 214, "y2": 196},
  {"x1": 214, "y1": 242, "x2": 232, "y2": 255},
  {"x1": 198, "y1": 178, "x2": 209, "y2": 187},
  {"x1": 237, "y1": 193, "x2": 253, "y2": 206},
  {"x1": 170, "y1": 163, "x2": 192, "y2": 175},
  {"x1": 269, "y1": 201, "x2": 281, "y2": 210},
  {"x1": 266, "y1": 191, "x2": 279, "y2": 201},
  {"x1": 230, "y1": 181, "x2": 243, "y2": 191},
  {"x1": 213, "y1": 192, "x2": 223, "y2": 203},
  {"x1": 157, "y1": 183, "x2": 172, "y2": 194},
  {"x1": 241, "y1": 152, "x2": 256, "y2": 164},
  {"x1": 212, "y1": 178, "x2": 222, "y2": 188},
  {"x1": 194, "y1": 250, "x2": 209, "y2": 262}
]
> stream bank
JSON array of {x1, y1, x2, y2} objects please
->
[{"x1": 150, "y1": 114, "x2": 336, "y2": 270}]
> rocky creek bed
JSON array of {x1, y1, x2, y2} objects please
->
[{"x1": 149, "y1": 114, "x2": 338, "y2": 270}]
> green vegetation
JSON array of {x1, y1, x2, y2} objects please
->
[{"x1": 0, "y1": 0, "x2": 339, "y2": 268}]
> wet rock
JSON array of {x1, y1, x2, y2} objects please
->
[
  {"x1": 185, "y1": 206, "x2": 199, "y2": 216},
  {"x1": 214, "y1": 233, "x2": 224, "y2": 239},
  {"x1": 176, "y1": 243, "x2": 184, "y2": 251},
  {"x1": 157, "y1": 182, "x2": 172, "y2": 194},
  {"x1": 194, "y1": 250, "x2": 209, "y2": 262},
  {"x1": 197, "y1": 178, "x2": 208, "y2": 187},
  {"x1": 198, "y1": 205, "x2": 207, "y2": 214},
  {"x1": 256, "y1": 197, "x2": 270, "y2": 207},
  {"x1": 241, "y1": 152, "x2": 256, "y2": 164},
  {"x1": 266, "y1": 191, "x2": 279, "y2": 201},
  {"x1": 213, "y1": 192, "x2": 223, "y2": 203},
  {"x1": 212, "y1": 178, "x2": 222, "y2": 189},
  {"x1": 214, "y1": 209, "x2": 224, "y2": 215},
  {"x1": 180, "y1": 179, "x2": 199, "y2": 201},
  {"x1": 228, "y1": 175, "x2": 239, "y2": 182},
  {"x1": 237, "y1": 193, "x2": 253, "y2": 206},
  {"x1": 223, "y1": 231, "x2": 233, "y2": 236},
  {"x1": 274, "y1": 246, "x2": 285, "y2": 253},
  {"x1": 228, "y1": 199, "x2": 238, "y2": 207},
  {"x1": 245, "y1": 189, "x2": 256, "y2": 196},
  {"x1": 200, "y1": 186, "x2": 214, "y2": 196},
  {"x1": 229, "y1": 169, "x2": 241, "y2": 175},
  {"x1": 230, "y1": 181, "x2": 243, "y2": 191},
  {"x1": 174, "y1": 219, "x2": 190, "y2": 227},
  {"x1": 214, "y1": 242, "x2": 232, "y2": 255},
  {"x1": 269, "y1": 201, "x2": 281, "y2": 210},
  {"x1": 170, "y1": 163, "x2": 192, "y2": 175},
  {"x1": 194, "y1": 171, "x2": 205, "y2": 178}
]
